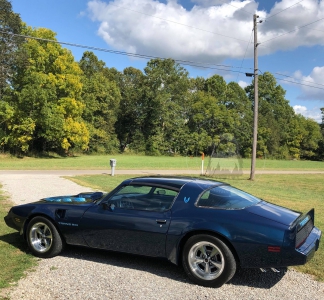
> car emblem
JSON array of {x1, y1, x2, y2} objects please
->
[{"x1": 184, "y1": 197, "x2": 190, "y2": 203}]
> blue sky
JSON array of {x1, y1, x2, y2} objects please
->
[{"x1": 11, "y1": 0, "x2": 324, "y2": 122}]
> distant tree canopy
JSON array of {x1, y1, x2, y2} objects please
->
[
  {"x1": 0, "y1": 0, "x2": 24, "y2": 95},
  {"x1": 79, "y1": 51, "x2": 120, "y2": 153},
  {"x1": 0, "y1": 0, "x2": 323, "y2": 159}
]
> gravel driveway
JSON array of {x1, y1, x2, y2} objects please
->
[{"x1": 0, "y1": 173, "x2": 323, "y2": 300}]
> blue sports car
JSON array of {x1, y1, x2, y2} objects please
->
[{"x1": 4, "y1": 176, "x2": 321, "y2": 287}]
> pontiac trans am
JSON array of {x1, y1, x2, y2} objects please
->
[{"x1": 4, "y1": 176, "x2": 322, "y2": 287}]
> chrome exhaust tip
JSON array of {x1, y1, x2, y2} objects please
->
[
  {"x1": 271, "y1": 268, "x2": 280, "y2": 273},
  {"x1": 260, "y1": 268, "x2": 267, "y2": 272}
]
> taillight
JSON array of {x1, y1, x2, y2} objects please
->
[{"x1": 268, "y1": 246, "x2": 281, "y2": 253}]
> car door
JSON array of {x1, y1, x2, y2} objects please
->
[{"x1": 79, "y1": 184, "x2": 178, "y2": 258}]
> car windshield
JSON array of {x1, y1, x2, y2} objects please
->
[{"x1": 197, "y1": 185, "x2": 261, "y2": 210}]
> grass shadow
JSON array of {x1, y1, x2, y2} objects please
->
[{"x1": 0, "y1": 232, "x2": 30, "y2": 253}]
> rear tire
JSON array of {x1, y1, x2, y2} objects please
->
[
  {"x1": 182, "y1": 234, "x2": 236, "y2": 287},
  {"x1": 26, "y1": 216, "x2": 63, "y2": 258}
]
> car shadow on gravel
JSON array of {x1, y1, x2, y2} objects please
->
[
  {"x1": 61, "y1": 245, "x2": 287, "y2": 289},
  {"x1": 229, "y1": 267, "x2": 287, "y2": 288}
]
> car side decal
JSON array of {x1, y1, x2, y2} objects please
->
[{"x1": 184, "y1": 197, "x2": 190, "y2": 203}]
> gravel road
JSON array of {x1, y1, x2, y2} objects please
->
[{"x1": 0, "y1": 173, "x2": 323, "y2": 300}]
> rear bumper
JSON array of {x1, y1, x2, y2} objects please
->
[
  {"x1": 296, "y1": 226, "x2": 321, "y2": 263},
  {"x1": 280, "y1": 226, "x2": 322, "y2": 267}
]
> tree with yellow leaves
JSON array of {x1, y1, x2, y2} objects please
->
[{"x1": 6, "y1": 26, "x2": 89, "y2": 154}]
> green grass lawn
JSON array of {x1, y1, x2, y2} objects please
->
[
  {"x1": 1, "y1": 154, "x2": 324, "y2": 170},
  {"x1": 0, "y1": 185, "x2": 36, "y2": 293},
  {"x1": 68, "y1": 173, "x2": 324, "y2": 282}
]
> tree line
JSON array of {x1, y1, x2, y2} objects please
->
[{"x1": 0, "y1": 0, "x2": 323, "y2": 159}]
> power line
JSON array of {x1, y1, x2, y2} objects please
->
[
  {"x1": 0, "y1": 30, "x2": 253, "y2": 73},
  {"x1": 275, "y1": 77, "x2": 324, "y2": 91},
  {"x1": 261, "y1": 1, "x2": 324, "y2": 40},
  {"x1": 273, "y1": 71, "x2": 324, "y2": 88},
  {"x1": 259, "y1": 72, "x2": 324, "y2": 91},
  {"x1": 258, "y1": 69, "x2": 324, "y2": 91},
  {"x1": 1, "y1": 31, "x2": 324, "y2": 91},
  {"x1": 236, "y1": 29, "x2": 254, "y2": 82},
  {"x1": 264, "y1": 0, "x2": 304, "y2": 22},
  {"x1": 110, "y1": 1, "x2": 324, "y2": 90},
  {"x1": 261, "y1": 16, "x2": 324, "y2": 44}
]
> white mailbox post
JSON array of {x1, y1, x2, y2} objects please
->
[{"x1": 110, "y1": 159, "x2": 116, "y2": 176}]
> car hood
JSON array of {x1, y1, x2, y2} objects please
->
[{"x1": 245, "y1": 201, "x2": 301, "y2": 226}]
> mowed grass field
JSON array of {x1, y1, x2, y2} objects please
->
[
  {"x1": 69, "y1": 173, "x2": 324, "y2": 281},
  {"x1": 1, "y1": 154, "x2": 324, "y2": 170}
]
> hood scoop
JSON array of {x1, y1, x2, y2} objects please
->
[{"x1": 43, "y1": 192, "x2": 104, "y2": 203}]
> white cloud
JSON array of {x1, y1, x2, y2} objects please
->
[
  {"x1": 293, "y1": 105, "x2": 307, "y2": 114},
  {"x1": 86, "y1": 0, "x2": 257, "y2": 64},
  {"x1": 191, "y1": 0, "x2": 234, "y2": 7},
  {"x1": 238, "y1": 80, "x2": 248, "y2": 88},
  {"x1": 86, "y1": 0, "x2": 324, "y2": 64},
  {"x1": 294, "y1": 66, "x2": 324, "y2": 101},
  {"x1": 293, "y1": 105, "x2": 322, "y2": 122}
]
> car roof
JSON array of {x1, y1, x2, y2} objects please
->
[{"x1": 128, "y1": 176, "x2": 226, "y2": 191}]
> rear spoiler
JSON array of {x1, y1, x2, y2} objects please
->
[{"x1": 290, "y1": 208, "x2": 314, "y2": 231}]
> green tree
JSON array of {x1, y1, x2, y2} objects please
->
[
  {"x1": 204, "y1": 75, "x2": 227, "y2": 102},
  {"x1": 115, "y1": 66, "x2": 145, "y2": 152},
  {"x1": 0, "y1": 0, "x2": 24, "y2": 95},
  {"x1": 188, "y1": 77, "x2": 251, "y2": 157},
  {"x1": 245, "y1": 72, "x2": 295, "y2": 158},
  {"x1": 187, "y1": 90, "x2": 234, "y2": 155},
  {"x1": 224, "y1": 81, "x2": 253, "y2": 157},
  {"x1": 317, "y1": 108, "x2": 324, "y2": 160},
  {"x1": 296, "y1": 115, "x2": 322, "y2": 159},
  {"x1": 6, "y1": 26, "x2": 89, "y2": 154},
  {"x1": 0, "y1": 0, "x2": 25, "y2": 151},
  {"x1": 79, "y1": 51, "x2": 120, "y2": 153},
  {"x1": 142, "y1": 58, "x2": 190, "y2": 155}
]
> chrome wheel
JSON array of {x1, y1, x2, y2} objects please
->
[
  {"x1": 187, "y1": 241, "x2": 225, "y2": 281},
  {"x1": 27, "y1": 216, "x2": 63, "y2": 258},
  {"x1": 29, "y1": 222, "x2": 53, "y2": 253}
]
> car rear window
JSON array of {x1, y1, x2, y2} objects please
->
[{"x1": 197, "y1": 185, "x2": 261, "y2": 210}]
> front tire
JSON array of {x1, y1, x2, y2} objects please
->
[
  {"x1": 26, "y1": 216, "x2": 63, "y2": 258},
  {"x1": 182, "y1": 234, "x2": 236, "y2": 287}
]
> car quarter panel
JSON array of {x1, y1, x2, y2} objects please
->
[{"x1": 166, "y1": 181, "x2": 287, "y2": 268}]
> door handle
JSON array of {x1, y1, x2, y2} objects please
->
[{"x1": 156, "y1": 219, "x2": 167, "y2": 224}]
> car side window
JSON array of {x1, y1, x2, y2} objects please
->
[
  {"x1": 197, "y1": 185, "x2": 261, "y2": 209},
  {"x1": 109, "y1": 185, "x2": 178, "y2": 212}
]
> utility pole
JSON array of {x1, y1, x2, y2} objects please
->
[{"x1": 249, "y1": 14, "x2": 260, "y2": 180}]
